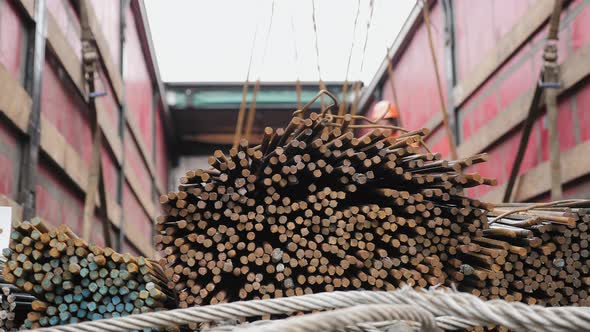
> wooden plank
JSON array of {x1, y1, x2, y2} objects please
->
[
  {"x1": 452, "y1": 0, "x2": 555, "y2": 107},
  {"x1": 45, "y1": 11, "x2": 85, "y2": 98},
  {"x1": 124, "y1": 162, "x2": 156, "y2": 221},
  {"x1": 125, "y1": 112, "x2": 159, "y2": 189},
  {"x1": 458, "y1": 42, "x2": 590, "y2": 158},
  {"x1": 483, "y1": 140, "x2": 590, "y2": 203},
  {"x1": 423, "y1": 112, "x2": 443, "y2": 137},
  {"x1": 0, "y1": 64, "x2": 31, "y2": 132},
  {"x1": 96, "y1": 102, "x2": 123, "y2": 168},
  {"x1": 183, "y1": 132, "x2": 265, "y2": 145}
]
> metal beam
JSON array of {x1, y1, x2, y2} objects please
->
[
  {"x1": 116, "y1": 0, "x2": 130, "y2": 253},
  {"x1": 18, "y1": 0, "x2": 47, "y2": 220},
  {"x1": 442, "y1": 0, "x2": 459, "y2": 143}
]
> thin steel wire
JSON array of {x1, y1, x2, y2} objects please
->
[
  {"x1": 311, "y1": 0, "x2": 322, "y2": 81},
  {"x1": 290, "y1": 10, "x2": 300, "y2": 80},
  {"x1": 359, "y1": 0, "x2": 375, "y2": 74},
  {"x1": 345, "y1": 0, "x2": 361, "y2": 81}
]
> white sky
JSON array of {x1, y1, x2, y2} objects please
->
[{"x1": 145, "y1": 0, "x2": 415, "y2": 83}]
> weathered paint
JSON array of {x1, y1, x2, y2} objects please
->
[
  {"x1": 101, "y1": 146, "x2": 119, "y2": 201},
  {"x1": 36, "y1": 160, "x2": 84, "y2": 232},
  {"x1": 0, "y1": 121, "x2": 20, "y2": 199},
  {"x1": 125, "y1": 8, "x2": 154, "y2": 159},
  {"x1": 89, "y1": 0, "x2": 121, "y2": 69},
  {"x1": 571, "y1": 1, "x2": 590, "y2": 51},
  {"x1": 97, "y1": 66, "x2": 120, "y2": 132},
  {"x1": 384, "y1": 2, "x2": 448, "y2": 132},
  {"x1": 46, "y1": 0, "x2": 82, "y2": 62},
  {"x1": 125, "y1": 127, "x2": 151, "y2": 197},
  {"x1": 576, "y1": 83, "x2": 590, "y2": 142},
  {"x1": 122, "y1": 183, "x2": 152, "y2": 251},
  {"x1": 41, "y1": 55, "x2": 93, "y2": 165},
  {"x1": 0, "y1": 0, "x2": 26, "y2": 81}
]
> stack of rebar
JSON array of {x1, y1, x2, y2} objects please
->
[
  {"x1": 157, "y1": 94, "x2": 495, "y2": 308},
  {"x1": 0, "y1": 258, "x2": 35, "y2": 331},
  {"x1": 2, "y1": 218, "x2": 176, "y2": 329},
  {"x1": 458, "y1": 200, "x2": 590, "y2": 306}
]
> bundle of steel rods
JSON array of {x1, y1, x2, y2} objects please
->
[
  {"x1": 2, "y1": 218, "x2": 176, "y2": 329},
  {"x1": 157, "y1": 94, "x2": 495, "y2": 308},
  {"x1": 0, "y1": 258, "x2": 36, "y2": 331},
  {"x1": 458, "y1": 200, "x2": 590, "y2": 306}
]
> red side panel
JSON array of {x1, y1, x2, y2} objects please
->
[
  {"x1": 387, "y1": 2, "x2": 448, "y2": 132},
  {"x1": 571, "y1": 2, "x2": 590, "y2": 51},
  {"x1": 123, "y1": 183, "x2": 151, "y2": 250},
  {"x1": 46, "y1": 0, "x2": 82, "y2": 62},
  {"x1": 576, "y1": 83, "x2": 590, "y2": 142},
  {"x1": 125, "y1": 127, "x2": 151, "y2": 197},
  {"x1": 459, "y1": 78, "x2": 499, "y2": 141},
  {"x1": 96, "y1": 67, "x2": 121, "y2": 132},
  {"x1": 0, "y1": 1, "x2": 26, "y2": 80},
  {"x1": 41, "y1": 55, "x2": 93, "y2": 166},
  {"x1": 453, "y1": 0, "x2": 496, "y2": 81},
  {"x1": 370, "y1": 0, "x2": 590, "y2": 200},
  {"x1": 0, "y1": 122, "x2": 20, "y2": 198},
  {"x1": 428, "y1": 126, "x2": 450, "y2": 159},
  {"x1": 36, "y1": 161, "x2": 84, "y2": 232},
  {"x1": 89, "y1": 0, "x2": 121, "y2": 69},
  {"x1": 101, "y1": 147, "x2": 119, "y2": 201},
  {"x1": 125, "y1": 9, "x2": 154, "y2": 159},
  {"x1": 538, "y1": 99, "x2": 578, "y2": 162}
]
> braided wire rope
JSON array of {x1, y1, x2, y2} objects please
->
[
  {"x1": 239, "y1": 304, "x2": 438, "y2": 332},
  {"x1": 26, "y1": 287, "x2": 590, "y2": 332}
]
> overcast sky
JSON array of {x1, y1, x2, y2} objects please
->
[{"x1": 145, "y1": 0, "x2": 415, "y2": 83}]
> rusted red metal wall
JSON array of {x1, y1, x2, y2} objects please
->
[
  {"x1": 0, "y1": 1, "x2": 170, "y2": 256},
  {"x1": 365, "y1": 0, "x2": 590, "y2": 202}
]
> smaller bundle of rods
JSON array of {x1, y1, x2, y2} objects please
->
[
  {"x1": 0, "y1": 258, "x2": 36, "y2": 331},
  {"x1": 457, "y1": 200, "x2": 590, "y2": 306},
  {"x1": 2, "y1": 218, "x2": 176, "y2": 329}
]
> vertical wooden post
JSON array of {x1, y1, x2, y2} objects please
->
[
  {"x1": 116, "y1": 0, "x2": 130, "y2": 252},
  {"x1": 350, "y1": 81, "x2": 362, "y2": 118},
  {"x1": 18, "y1": 0, "x2": 47, "y2": 221},
  {"x1": 244, "y1": 80, "x2": 261, "y2": 142},
  {"x1": 232, "y1": 81, "x2": 250, "y2": 149},
  {"x1": 296, "y1": 79, "x2": 302, "y2": 110},
  {"x1": 80, "y1": 0, "x2": 112, "y2": 247},
  {"x1": 319, "y1": 80, "x2": 327, "y2": 111},
  {"x1": 338, "y1": 80, "x2": 349, "y2": 117}
]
